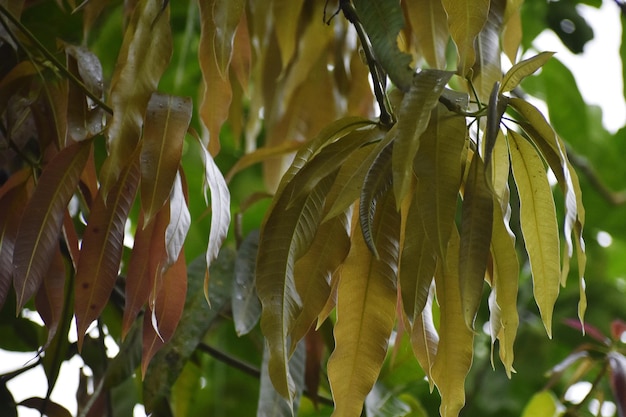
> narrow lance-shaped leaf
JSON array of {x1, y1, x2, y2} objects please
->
[
  {"x1": 508, "y1": 130, "x2": 560, "y2": 337},
  {"x1": 142, "y1": 250, "x2": 187, "y2": 376},
  {"x1": 328, "y1": 190, "x2": 400, "y2": 417},
  {"x1": 411, "y1": 283, "x2": 439, "y2": 390},
  {"x1": 500, "y1": 51, "x2": 554, "y2": 93},
  {"x1": 100, "y1": 0, "x2": 172, "y2": 195},
  {"x1": 256, "y1": 174, "x2": 336, "y2": 403},
  {"x1": 406, "y1": 0, "x2": 449, "y2": 69},
  {"x1": 75, "y1": 151, "x2": 141, "y2": 349},
  {"x1": 459, "y1": 155, "x2": 493, "y2": 329},
  {"x1": 484, "y1": 82, "x2": 509, "y2": 167},
  {"x1": 232, "y1": 230, "x2": 261, "y2": 336},
  {"x1": 440, "y1": 0, "x2": 490, "y2": 76},
  {"x1": 353, "y1": 0, "x2": 414, "y2": 91},
  {"x1": 360, "y1": 142, "x2": 393, "y2": 258},
  {"x1": 13, "y1": 139, "x2": 91, "y2": 311},
  {"x1": 471, "y1": 0, "x2": 504, "y2": 103},
  {"x1": 164, "y1": 170, "x2": 190, "y2": 267},
  {"x1": 197, "y1": 138, "x2": 231, "y2": 293},
  {"x1": 393, "y1": 70, "x2": 453, "y2": 207},
  {"x1": 0, "y1": 171, "x2": 30, "y2": 308},
  {"x1": 34, "y1": 245, "x2": 66, "y2": 351},
  {"x1": 272, "y1": 0, "x2": 304, "y2": 70},
  {"x1": 140, "y1": 93, "x2": 192, "y2": 225},
  {"x1": 431, "y1": 229, "x2": 475, "y2": 417},
  {"x1": 414, "y1": 104, "x2": 467, "y2": 259},
  {"x1": 291, "y1": 210, "x2": 351, "y2": 352},
  {"x1": 400, "y1": 185, "x2": 436, "y2": 325}
]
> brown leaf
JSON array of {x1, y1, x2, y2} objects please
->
[
  {"x1": 141, "y1": 249, "x2": 187, "y2": 376},
  {"x1": 75, "y1": 151, "x2": 140, "y2": 350},
  {"x1": 122, "y1": 207, "x2": 169, "y2": 338},
  {"x1": 0, "y1": 170, "x2": 31, "y2": 308},
  {"x1": 140, "y1": 93, "x2": 192, "y2": 225},
  {"x1": 13, "y1": 140, "x2": 91, "y2": 311},
  {"x1": 35, "y1": 245, "x2": 66, "y2": 351}
]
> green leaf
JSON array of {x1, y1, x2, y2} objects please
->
[
  {"x1": 414, "y1": 104, "x2": 467, "y2": 259},
  {"x1": 353, "y1": 0, "x2": 414, "y2": 91},
  {"x1": 256, "y1": 173, "x2": 336, "y2": 402},
  {"x1": 431, "y1": 229, "x2": 474, "y2": 417},
  {"x1": 328, "y1": 190, "x2": 400, "y2": 417},
  {"x1": 441, "y1": 0, "x2": 490, "y2": 76},
  {"x1": 232, "y1": 230, "x2": 261, "y2": 336},
  {"x1": 508, "y1": 130, "x2": 560, "y2": 338},
  {"x1": 13, "y1": 139, "x2": 91, "y2": 311},
  {"x1": 459, "y1": 155, "x2": 493, "y2": 329},
  {"x1": 521, "y1": 391, "x2": 563, "y2": 417},
  {"x1": 393, "y1": 70, "x2": 453, "y2": 207},
  {"x1": 365, "y1": 382, "x2": 412, "y2": 417},
  {"x1": 500, "y1": 51, "x2": 554, "y2": 93}
]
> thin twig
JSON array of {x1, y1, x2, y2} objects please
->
[{"x1": 0, "y1": 4, "x2": 113, "y2": 115}]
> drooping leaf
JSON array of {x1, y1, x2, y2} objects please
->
[
  {"x1": 143, "y1": 249, "x2": 234, "y2": 414},
  {"x1": 272, "y1": 0, "x2": 304, "y2": 70},
  {"x1": 500, "y1": 51, "x2": 554, "y2": 93},
  {"x1": 431, "y1": 229, "x2": 474, "y2": 417},
  {"x1": 142, "y1": 249, "x2": 187, "y2": 376},
  {"x1": 490, "y1": 190, "x2": 520, "y2": 377},
  {"x1": 198, "y1": 138, "x2": 231, "y2": 282},
  {"x1": 140, "y1": 92, "x2": 192, "y2": 225},
  {"x1": 232, "y1": 230, "x2": 262, "y2": 336},
  {"x1": 328, "y1": 190, "x2": 400, "y2": 417},
  {"x1": 0, "y1": 170, "x2": 30, "y2": 308},
  {"x1": 213, "y1": 0, "x2": 245, "y2": 77},
  {"x1": 13, "y1": 139, "x2": 91, "y2": 311},
  {"x1": 508, "y1": 130, "x2": 560, "y2": 337},
  {"x1": 122, "y1": 207, "x2": 169, "y2": 338},
  {"x1": 256, "y1": 173, "x2": 335, "y2": 402},
  {"x1": 400, "y1": 187, "x2": 436, "y2": 325},
  {"x1": 414, "y1": 104, "x2": 467, "y2": 259},
  {"x1": 360, "y1": 141, "x2": 393, "y2": 258},
  {"x1": 440, "y1": 0, "x2": 490, "y2": 76},
  {"x1": 100, "y1": 0, "x2": 172, "y2": 194},
  {"x1": 164, "y1": 171, "x2": 190, "y2": 267},
  {"x1": 257, "y1": 339, "x2": 306, "y2": 417},
  {"x1": 459, "y1": 154, "x2": 493, "y2": 329},
  {"x1": 291, "y1": 210, "x2": 351, "y2": 352},
  {"x1": 75, "y1": 151, "x2": 140, "y2": 349},
  {"x1": 393, "y1": 70, "x2": 453, "y2": 207},
  {"x1": 406, "y1": 0, "x2": 449, "y2": 69},
  {"x1": 471, "y1": 0, "x2": 504, "y2": 103},
  {"x1": 34, "y1": 245, "x2": 66, "y2": 350},
  {"x1": 353, "y1": 0, "x2": 414, "y2": 91},
  {"x1": 484, "y1": 82, "x2": 508, "y2": 167},
  {"x1": 410, "y1": 283, "x2": 439, "y2": 390},
  {"x1": 502, "y1": 7, "x2": 522, "y2": 64}
]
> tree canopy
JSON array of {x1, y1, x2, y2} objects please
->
[{"x1": 1, "y1": 0, "x2": 626, "y2": 416}]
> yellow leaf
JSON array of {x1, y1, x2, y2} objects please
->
[
  {"x1": 140, "y1": 93, "x2": 192, "y2": 225},
  {"x1": 441, "y1": 0, "x2": 490, "y2": 76},
  {"x1": 459, "y1": 155, "x2": 493, "y2": 329},
  {"x1": 502, "y1": 6, "x2": 522, "y2": 64},
  {"x1": 471, "y1": 0, "x2": 504, "y2": 103},
  {"x1": 500, "y1": 52, "x2": 555, "y2": 93},
  {"x1": 490, "y1": 190, "x2": 520, "y2": 377},
  {"x1": 272, "y1": 0, "x2": 304, "y2": 70},
  {"x1": 414, "y1": 104, "x2": 467, "y2": 259},
  {"x1": 328, "y1": 190, "x2": 400, "y2": 417},
  {"x1": 431, "y1": 229, "x2": 474, "y2": 417},
  {"x1": 406, "y1": 0, "x2": 449, "y2": 69},
  {"x1": 410, "y1": 283, "x2": 439, "y2": 390},
  {"x1": 100, "y1": 0, "x2": 172, "y2": 195},
  {"x1": 521, "y1": 391, "x2": 563, "y2": 417},
  {"x1": 508, "y1": 130, "x2": 560, "y2": 337}
]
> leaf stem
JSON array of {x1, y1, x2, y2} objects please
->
[{"x1": 0, "y1": 4, "x2": 113, "y2": 115}]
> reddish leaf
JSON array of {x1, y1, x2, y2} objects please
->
[
  {"x1": 304, "y1": 329, "x2": 325, "y2": 407},
  {"x1": 62, "y1": 210, "x2": 80, "y2": 271},
  {"x1": 18, "y1": 397, "x2": 72, "y2": 417},
  {"x1": 122, "y1": 206, "x2": 169, "y2": 338},
  {"x1": 34, "y1": 245, "x2": 66, "y2": 351},
  {"x1": 75, "y1": 152, "x2": 140, "y2": 349},
  {"x1": 140, "y1": 93, "x2": 192, "y2": 225},
  {"x1": 611, "y1": 319, "x2": 626, "y2": 342},
  {"x1": 141, "y1": 250, "x2": 187, "y2": 376},
  {"x1": 562, "y1": 318, "x2": 609, "y2": 345},
  {"x1": 608, "y1": 351, "x2": 626, "y2": 417},
  {"x1": 13, "y1": 140, "x2": 91, "y2": 311},
  {"x1": 0, "y1": 170, "x2": 31, "y2": 308}
]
